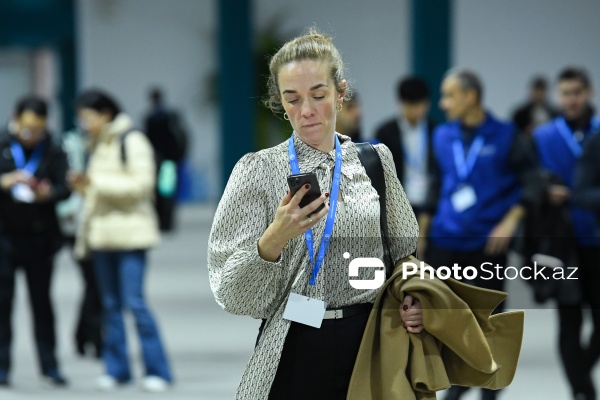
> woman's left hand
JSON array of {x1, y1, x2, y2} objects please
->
[{"x1": 400, "y1": 295, "x2": 423, "y2": 333}]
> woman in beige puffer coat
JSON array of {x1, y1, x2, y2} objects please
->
[{"x1": 71, "y1": 89, "x2": 172, "y2": 392}]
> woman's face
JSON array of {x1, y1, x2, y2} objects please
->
[
  {"x1": 78, "y1": 108, "x2": 111, "y2": 137},
  {"x1": 278, "y1": 60, "x2": 345, "y2": 152}
]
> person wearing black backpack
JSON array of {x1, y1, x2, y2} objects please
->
[{"x1": 144, "y1": 88, "x2": 188, "y2": 233}]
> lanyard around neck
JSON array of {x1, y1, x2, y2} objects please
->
[
  {"x1": 555, "y1": 116, "x2": 600, "y2": 158},
  {"x1": 452, "y1": 134, "x2": 485, "y2": 182},
  {"x1": 10, "y1": 140, "x2": 45, "y2": 175},
  {"x1": 288, "y1": 134, "x2": 342, "y2": 286}
]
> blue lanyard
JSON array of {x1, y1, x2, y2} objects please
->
[
  {"x1": 10, "y1": 140, "x2": 45, "y2": 175},
  {"x1": 555, "y1": 116, "x2": 600, "y2": 158},
  {"x1": 452, "y1": 135, "x2": 485, "y2": 182},
  {"x1": 402, "y1": 121, "x2": 428, "y2": 170},
  {"x1": 288, "y1": 134, "x2": 342, "y2": 286}
]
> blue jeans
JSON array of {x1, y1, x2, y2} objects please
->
[{"x1": 93, "y1": 250, "x2": 172, "y2": 382}]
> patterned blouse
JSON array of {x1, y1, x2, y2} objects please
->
[{"x1": 208, "y1": 133, "x2": 418, "y2": 399}]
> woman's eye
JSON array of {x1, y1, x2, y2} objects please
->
[
  {"x1": 314, "y1": 96, "x2": 325, "y2": 100},
  {"x1": 287, "y1": 99, "x2": 299, "y2": 104}
]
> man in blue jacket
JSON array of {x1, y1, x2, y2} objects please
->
[
  {"x1": 532, "y1": 67, "x2": 600, "y2": 400},
  {"x1": 419, "y1": 69, "x2": 536, "y2": 400}
]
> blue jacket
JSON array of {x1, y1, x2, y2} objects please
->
[
  {"x1": 429, "y1": 113, "x2": 522, "y2": 251},
  {"x1": 533, "y1": 116, "x2": 600, "y2": 247}
]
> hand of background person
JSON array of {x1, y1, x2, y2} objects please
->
[
  {"x1": 32, "y1": 178, "x2": 52, "y2": 202},
  {"x1": 258, "y1": 185, "x2": 329, "y2": 262},
  {"x1": 548, "y1": 184, "x2": 570, "y2": 206},
  {"x1": 485, "y1": 217, "x2": 518, "y2": 256},
  {"x1": 67, "y1": 172, "x2": 90, "y2": 192},
  {"x1": 485, "y1": 205, "x2": 525, "y2": 256},
  {"x1": 400, "y1": 295, "x2": 423, "y2": 333},
  {"x1": 0, "y1": 170, "x2": 29, "y2": 190}
]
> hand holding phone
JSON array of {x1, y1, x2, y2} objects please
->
[{"x1": 287, "y1": 172, "x2": 325, "y2": 217}]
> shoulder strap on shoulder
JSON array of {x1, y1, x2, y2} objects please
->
[
  {"x1": 119, "y1": 128, "x2": 137, "y2": 166},
  {"x1": 355, "y1": 142, "x2": 392, "y2": 277}
]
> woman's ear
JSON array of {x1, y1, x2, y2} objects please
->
[{"x1": 338, "y1": 79, "x2": 348, "y2": 102}]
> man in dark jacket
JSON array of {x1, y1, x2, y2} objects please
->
[
  {"x1": 0, "y1": 97, "x2": 70, "y2": 387},
  {"x1": 374, "y1": 77, "x2": 436, "y2": 217},
  {"x1": 532, "y1": 67, "x2": 600, "y2": 400},
  {"x1": 144, "y1": 88, "x2": 188, "y2": 233},
  {"x1": 512, "y1": 76, "x2": 558, "y2": 137}
]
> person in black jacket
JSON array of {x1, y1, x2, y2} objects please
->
[
  {"x1": 0, "y1": 97, "x2": 70, "y2": 387},
  {"x1": 143, "y1": 88, "x2": 188, "y2": 233},
  {"x1": 374, "y1": 77, "x2": 436, "y2": 217},
  {"x1": 512, "y1": 76, "x2": 558, "y2": 138}
]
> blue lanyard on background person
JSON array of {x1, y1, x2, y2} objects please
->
[
  {"x1": 402, "y1": 121, "x2": 428, "y2": 171},
  {"x1": 452, "y1": 135, "x2": 485, "y2": 182},
  {"x1": 10, "y1": 140, "x2": 45, "y2": 175},
  {"x1": 555, "y1": 116, "x2": 600, "y2": 158},
  {"x1": 288, "y1": 134, "x2": 342, "y2": 286}
]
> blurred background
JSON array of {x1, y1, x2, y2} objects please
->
[{"x1": 1, "y1": 0, "x2": 599, "y2": 399}]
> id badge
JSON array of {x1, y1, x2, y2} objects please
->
[
  {"x1": 451, "y1": 184, "x2": 477, "y2": 213},
  {"x1": 282, "y1": 293, "x2": 326, "y2": 329},
  {"x1": 12, "y1": 183, "x2": 35, "y2": 203}
]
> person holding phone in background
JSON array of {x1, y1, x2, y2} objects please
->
[
  {"x1": 0, "y1": 97, "x2": 70, "y2": 387},
  {"x1": 70, "y1": 89, "x2": 173, "y2": 392},
  {"x1": 207, "y1": 28, "x2": 421, "y2": 400}
]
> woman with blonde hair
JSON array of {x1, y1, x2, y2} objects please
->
[{"x1": 208, "y1": 28, "x2": 422, "y2": 399}]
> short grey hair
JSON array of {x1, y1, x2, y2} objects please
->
[{"x1": 445, "y1": 68, "x2": 483, "y2": 103}]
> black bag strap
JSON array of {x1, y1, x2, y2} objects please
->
[
  {"x1": 355, "y1": 142, "x2": 393, "y2": 277},
  {"x1": 119, "y1": 128, "x2": 137, "y2": 166}
]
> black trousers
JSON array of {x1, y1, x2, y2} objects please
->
[
  {"x1": 66, "y1": 237, "x2": 103, "y2": 357},
  {"x1": 425, "y1": 245, "x2": 506, "y2": 400},
  {"x1": 558, "y1": 246, "x2": 600, "y2": 398},
  {"x1": 268, "y1": 304, "x2": 371, "y2": 400},
  {"x1": 155, "y1": 191, "x2": 176, "y2": 232},
  {"x1": 0, "y1": 234, "x2": 59, "y2": 375}
]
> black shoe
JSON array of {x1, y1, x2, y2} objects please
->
[
  {"x1": 76, "y1": 340, "x2": 103, "y2": 359},
  {"x1": 443, "y1": 386, "x2": 471, "y2": 400},
  {"x1": 42, "y1": 370, "x2": 68, "y2": 388}
]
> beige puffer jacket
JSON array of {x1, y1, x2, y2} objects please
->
[{"x1": 75, "y1": 113, "x2": 159, "y2": 258}]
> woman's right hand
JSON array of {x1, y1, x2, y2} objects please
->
[{"x1": 258, "y1": 184, "x2": 329, "y2": 262}]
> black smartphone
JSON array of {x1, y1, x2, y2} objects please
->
[{"x1": 287, "y1": 172, "x2": 325, "y2": 216}]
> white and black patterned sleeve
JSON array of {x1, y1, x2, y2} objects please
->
[
  {"x1": 374, "y1": 144, "x2": 419, "y2": 263},
  {"x1": 207, "y1": 153, "x2": 285, "y2": 319}
]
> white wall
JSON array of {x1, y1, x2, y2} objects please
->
[
  {"x1": 255, "y1": 0, "x2": 411, "y2": 139},
  {"x1": 0, "y1": 49, "x2": 33, "y2": 125},
  {"x1": 453, "y1": 0, "x2": 600, "y2": 120},
  {"x1": 77, "y1": 0, "x2": 218, "y2": 199}
]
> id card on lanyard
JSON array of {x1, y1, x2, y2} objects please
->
[
  {"x1": 451, "y1": 135, "x2": 484, "y2": 213},
  {"x1": 9, "y1": 140, "x2": 45, "y2": 203},
  {"x1": 282, "y1": 134, "x2": 342, "y2": 328}
]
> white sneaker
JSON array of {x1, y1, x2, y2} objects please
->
[
  {"x1": 96, "y1": 375, "x2": 117, "y2": 391},
  {"x1": 141, "y1": 376, "x2": 168, "y2": 392}
]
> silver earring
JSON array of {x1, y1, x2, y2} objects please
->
[{"x1": 283, "y1": 113, "x2": 290, "y2": 121}]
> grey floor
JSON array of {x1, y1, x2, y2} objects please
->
[{"x1": 2, "y1": 204, "x2": 598, "y2": 399}]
